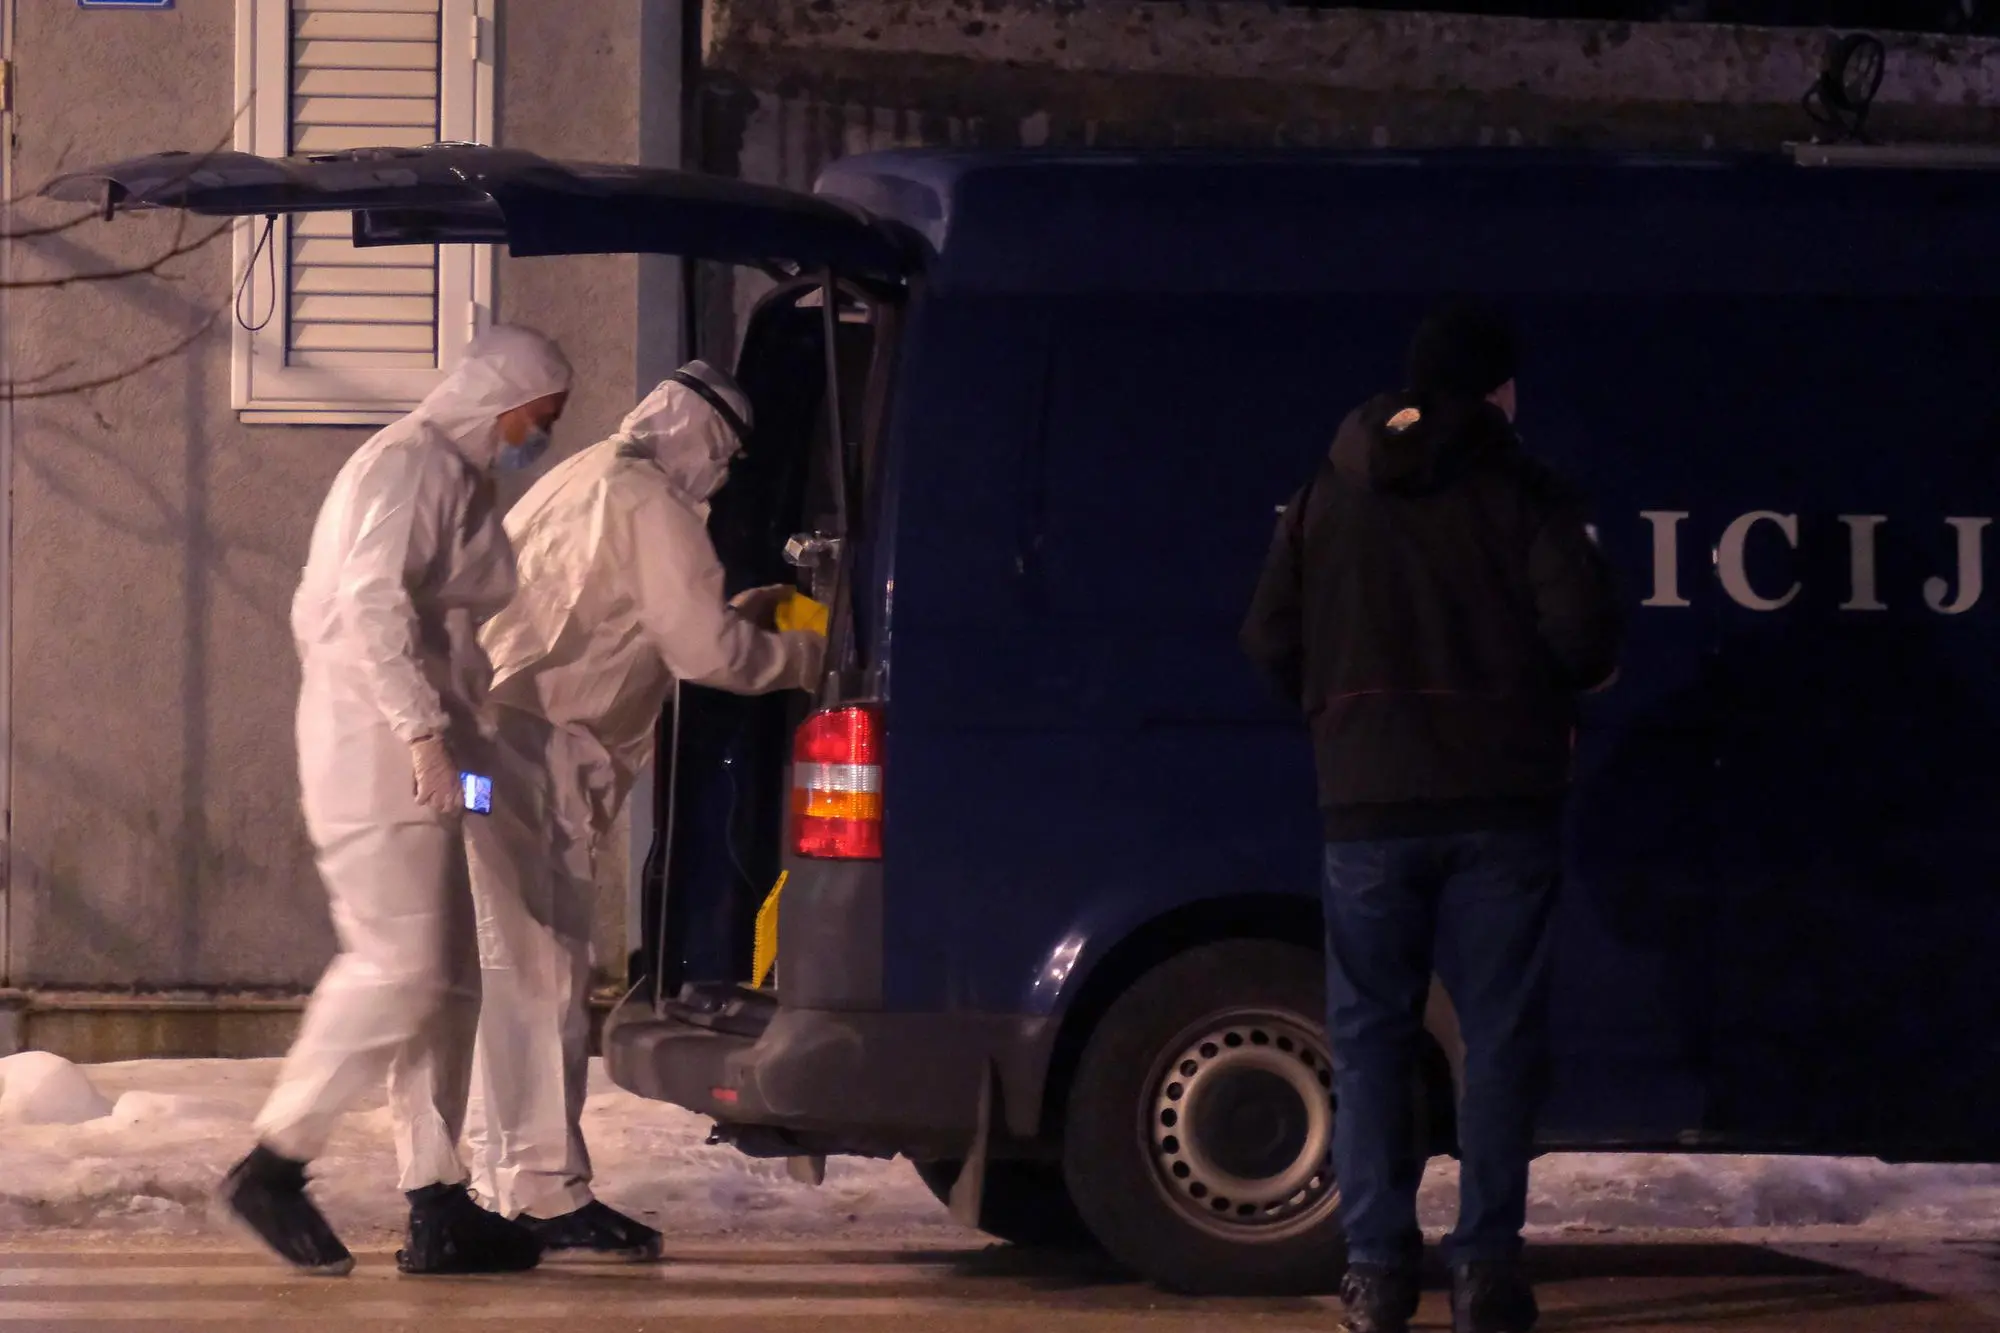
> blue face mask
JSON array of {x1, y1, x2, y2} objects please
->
[{"x1": 495, "y1": 424, "x2": 551, "y2": 472}]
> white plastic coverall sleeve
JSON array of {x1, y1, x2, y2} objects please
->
[
  {"x1": 256, "y1": 326, "x2": 572, "y2": 1185},
  {"x1": 331, "y1": 445, "x2": 455, "y2": 744},
  {"x1": 459, "y1": 370, "x2": 818, "y2": 1218},
  {"x1": 477, "y1": 371, "x2": 823, "y2": 784},
  {"x1": 627, "y1": 501, "x2": 825, "y2": 695}
]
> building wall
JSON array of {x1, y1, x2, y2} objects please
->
[{"x1": 2, "y1": 0, "x2": 647, "y2": 994}]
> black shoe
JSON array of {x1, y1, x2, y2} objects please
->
[
  {"x1": 1340, "y1": 1262, "x2": 1421, "y2": 1333},
  {"x1": 520, "y1": 1200, "x2": 664, "y2": 1261},
  {"x1": 1451, "y1": 1260, "x2": 1539, "y2": 1333},
  {"x1": 220, "y1": 1146, "x2": 355, "y2": 1277},
  {"x1": 396, "y1": 1183, "x2": 543, "y2": 1275}
]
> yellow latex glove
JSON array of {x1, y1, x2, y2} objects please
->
[{"x1": 774, "y1": 590, "x2": 829, "y2": 636}]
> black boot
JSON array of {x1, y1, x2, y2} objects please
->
[
  {"x1": 1339, "y1": 1262, "x2": 1421, "y2": 1333},
  {"x1": 1451, "y1": 1260, "x2": 1539, "y2": 1333},
  {"x1": 220, "y1": 1146, "x2": 355, "y2": 1277},
  {"x1": 396, "y1": 1183, "x2": 543, "y2": 1275},
  {"x1": 520, "y1": 1200, "x2": 664, "y2": 1261}
]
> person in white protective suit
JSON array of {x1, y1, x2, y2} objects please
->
[
  {"x1": 222, "y1": 325, "x2": 574, "y2": 1279},
  {"x1": 451, "y1": 362, "x2": 824, "y2": 1258}
]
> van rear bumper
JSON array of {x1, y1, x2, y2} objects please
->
[{"x1": 604, "y1": 999, "x2": 1054, "y2": 1159}]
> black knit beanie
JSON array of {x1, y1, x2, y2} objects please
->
[{"x1": 1406, "y1": 298, "x2": 1518, "y2": 400}]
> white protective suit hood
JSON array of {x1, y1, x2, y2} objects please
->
[
  {"x1": 481, "y1": 355, "x2": 818, "y2": 791},
  {"x1": 413, "y1": 325, "x2": 574, "y2": 470},
  {"x1": 614, "y1": 359, "x2": 754, "y2": 510}
]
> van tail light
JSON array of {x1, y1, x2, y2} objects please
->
[{"x1": 791, "y1": 705, "x2": 883, "y2": 859}]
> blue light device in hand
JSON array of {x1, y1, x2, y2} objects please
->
[{"x1": 461, "y1": 772, "x2": 493, "y2": 816}]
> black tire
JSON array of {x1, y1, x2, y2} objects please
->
[
  {"x1": 911, "y1": 1157, "x2": 1098, "y2": 1250},
  {"x1": 1062, "y1": 940, "x2": 1350, "y2": 1295}
]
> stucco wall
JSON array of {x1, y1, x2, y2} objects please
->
[{"x1": 3, "y1": 0, "x2": 645, "y2": 990}]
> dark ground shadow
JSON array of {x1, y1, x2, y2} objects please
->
[
  {"x1": 950, "y1": 1239, "x2": 1940, "y2": 1325},
  {"x1": 450, "y1": 1236, "x2": 1981, "y2": 1333},
  {"x1": 1532, "y1": 1246, "x2": 1927, "y2": 1331},
  {"x1": 515, "y1": 1238, "x2": 1957, "y2": 1322}
]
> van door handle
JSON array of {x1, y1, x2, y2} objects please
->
[{"x1": 785, "y1": 532, "x2": 844, "y2": 603}]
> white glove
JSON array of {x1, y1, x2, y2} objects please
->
[
  {"x1": 410, "y1": 735, "x2": 463, "y2": 816},
  {"x1": 729, "y1": 583, "x2": 795, "y2": 631}
]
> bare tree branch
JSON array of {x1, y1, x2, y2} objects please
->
[
  {"x1": 0, "y1": 210, "x2": 111, "y2": 244},
  {"x1": 0, "y1": 105, "x2": 257, "y2": 401},
  {"x1": 3, "y1": 217, "x2": 233, "y2": 292},
  {"x1": 2, "y1": 309, "x2": 222, "y2": 402},
  {"x1": 2, "y1": 96, "x2": 250, "y2": 223},
  {"x1": 1, "y1": 357, "x2": 83, "y2": 390}
]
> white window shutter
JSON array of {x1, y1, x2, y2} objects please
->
[{"x1": 233, "y1": 0, "x2": 494, "y2": 425}]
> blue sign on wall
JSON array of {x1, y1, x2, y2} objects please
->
[{"x1": 79, "y1": 0, "x2": 174, "y2": 8}]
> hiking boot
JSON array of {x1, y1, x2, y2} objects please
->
[
  {"x1": 1339, "y1": 1262, "x2": 1421, "y2": 1333},
  {"x1": 220, "y1": 1146, "x2": 355, "y2": 1277},
  {"x1": 520, "y1": 1200, "x2": 664, "y2": 1261},
  {"x1": 1451, "y1": 1260, "x2": 1539, "y2": 1333},
  {"x1": 396, "y1": 1183, "x2": 543, "y2": 1275}
]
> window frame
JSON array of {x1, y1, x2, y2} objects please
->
[{"x1": 231, "y1": 0, "x2": 496, "y2": 426}]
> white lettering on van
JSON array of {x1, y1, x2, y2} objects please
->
[
  {"x1": 1924, "y1": 518, "x2": 1992, "y2": 615},
  {"x1": 1717, "y1": 511, "x2": 1801, "y2": 612},
  {"x1": 1641, "y1": 512, "x2": 1994, "y2": 614},
  {"x1": 1839, "y1": 515, "x2": 1888, "y2": 612},
  {"x1": 1639, "y1": 511, "x2": 1691, "y2": 608}
]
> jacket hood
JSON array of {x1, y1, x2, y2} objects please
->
[
  {"x1": 613, "y1": 361, "x2": 754, "y2": 507},
  {"x1": 411, "y1": 325, "x2": 572, "y2": 470},
  {"x1": 1330, "y1": 391, "x2": 1518, "y2": 496}
]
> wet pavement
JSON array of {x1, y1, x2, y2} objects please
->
[{"x1": 1, "y1": 1235, "x2": 1996, "y2": 1330}]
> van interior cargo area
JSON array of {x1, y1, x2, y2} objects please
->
[{"x1": 637, "y1": 279, "x2": 880, "y2": 1023}]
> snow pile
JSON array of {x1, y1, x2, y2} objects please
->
[
  {"x1": 2, "y1": 1054, "x2": 1998, "y2": 1244},
  {"x1": 1442, "y1": 1152, "x2": 2000, "y2": 1238},
  {"x1": 0, "y1": 1056, "x2": 270, "y2": 1234},
  {"x1": 1516, "y1": 1153, "x2": 2000, "y2": 1233},
  {"x1": 0, "y1": 1052, "x2": 114, "y2": 1125},
  {"x1": 0, "y1": 1056, "x2": 947, "y2": 1243}
]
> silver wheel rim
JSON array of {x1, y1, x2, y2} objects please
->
[{"x1": 1145, "y1": 1008, "x2": 1339, "y2": 1240}]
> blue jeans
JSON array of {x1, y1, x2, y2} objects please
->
[{"x1": 1322, "y1": 827, "x2": 1559, "y2": 1269}]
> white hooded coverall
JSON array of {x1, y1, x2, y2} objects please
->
[
  {"x1": 255, "y1": 326, "x2": 573, "y2": 1195},
  {"x1": 462, "y1": 371, "x2": 823, "y2": 1219}
]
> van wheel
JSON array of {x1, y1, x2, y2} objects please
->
[
  {"x1": 1062, "y1": 940, "x2": 1348, "y2": 1295},
  {"x1": 910, "y1": 1158, "x2": 1097, "y2": 1250}
]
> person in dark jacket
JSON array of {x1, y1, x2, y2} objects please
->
[{"x1": 1241, "y1": 299, "x2": 1621, "y2": 1333}]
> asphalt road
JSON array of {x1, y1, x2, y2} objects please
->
[{"x1": 2, "y1": 1235, "x2": 1997, "y2": 1330}]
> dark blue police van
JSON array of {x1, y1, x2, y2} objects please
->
[{"x1": 55, "y1": 141, "x2": 2000, "y2": 1294}]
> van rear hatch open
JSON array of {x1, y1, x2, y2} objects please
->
[
  {"x1": 43, "y1": 144, "x2": 910, "y2": 276},
  {"x1": 46, "y1": 140, "x2": 906, "y2": 1049}
]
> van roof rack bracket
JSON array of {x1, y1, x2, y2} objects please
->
[{"x1": 1789, "y1": 142, "x2": 2000, "y2": 170}]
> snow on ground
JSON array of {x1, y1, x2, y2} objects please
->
[
  {"x1": 3, "y1": 1054, "x2": 1999, "y2": 1245},
  {"x1": 0, "y1": 1056, "x2": 950, "y2": 1245}
]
